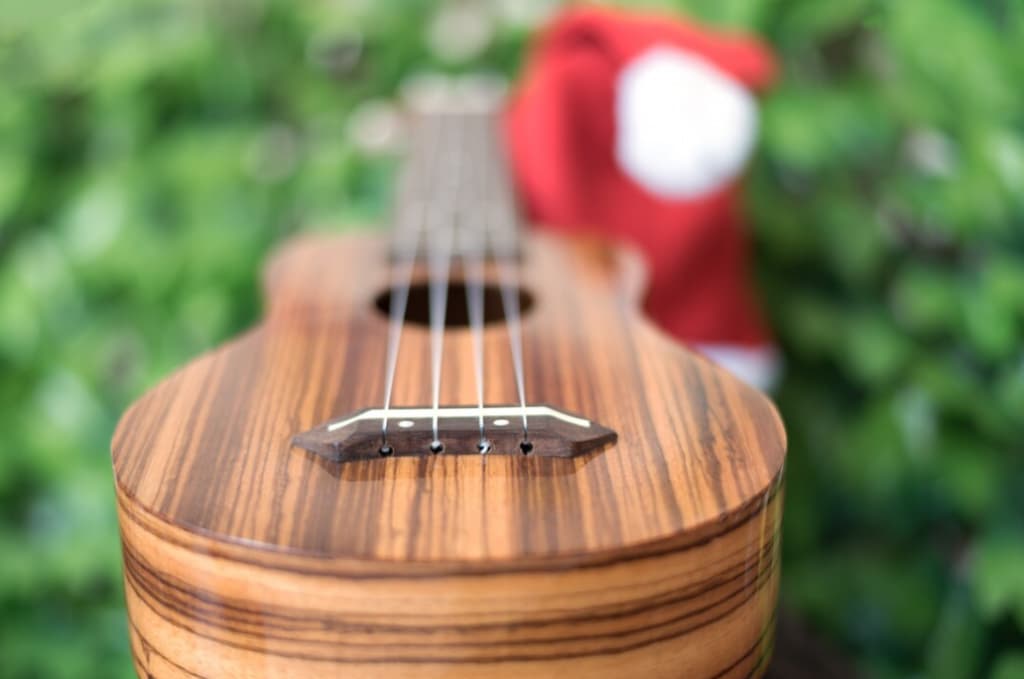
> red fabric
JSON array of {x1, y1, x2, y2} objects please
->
[{"x1": 505, "y1": 6, "x2": 777, "y2": 347}]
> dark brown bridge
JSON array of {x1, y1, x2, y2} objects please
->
[{"x1": 293, "y1": 405, "x2": 616, "y2": 463}]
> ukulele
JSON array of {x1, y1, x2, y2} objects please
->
[{"x1": 111, "y1": 82, "x2": 786, "y2": 679}]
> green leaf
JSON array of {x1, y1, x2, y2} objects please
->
[
  {"x1": 890, "y1": 264, "x2": 960, "y2": 334},
  {"x1": 971, "y1": 531, "x2": 1024, "y2": 627},
  {"x1": 923, "y1": 587, "x2": 985, "y2": 679},
  {"x1": 992, "y1": 652, "x2": 1024, "y2": 679},
  {"x1": 962, "y1": 290, "x2": 1018, "y2": 362},
  {"x1": 842, "y1": 311, "x2": 913, "y2": 386},
  {"x1": 934, "y1": 437, "x2": 1000, "y2": 521}
]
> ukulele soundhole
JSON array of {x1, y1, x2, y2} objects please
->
[
  {"x1": 293, "y1": 405, "x2": 616, "y2": 463},
  {"x1": 374, "y1": 281, "x2": 534, "y2": 328}
]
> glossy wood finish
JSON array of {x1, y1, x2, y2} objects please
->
[{"x1": 112, "y1": 231, "x2": 786, "y2": 678}]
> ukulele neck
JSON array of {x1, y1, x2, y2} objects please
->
[{"x1": 392, "y1": 106, "x2": 522, "y2": 262}]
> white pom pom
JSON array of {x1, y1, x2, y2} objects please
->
[{"x1": 615, "y1": 46, "x2": 758, "y2": 200}]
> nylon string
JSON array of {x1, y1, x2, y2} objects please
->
[
  {"x1": 483, "y1": 116, "x2": 530, "y2": 444},
  {"x1": 381, "y1": 108, "x2": 526, "y2": 453},
  {"x1": 463, "y1": 115, "x2": 490, "y2": 452},
  {"x1": 379, "y1": 116, "x2": 439, "y2": 450},
  {"x1": 427, "y1": 116, "x2": 463, "y2": 449}
]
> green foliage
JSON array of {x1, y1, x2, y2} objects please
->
[
  {"x1": 1, "y1": 0, "x2": 1022, "y2": 676},
  {"x1": 736, "y1": 0, "x2": 1024, "y2": 675}
]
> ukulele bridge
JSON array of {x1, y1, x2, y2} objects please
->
[{"x1": 293, "y1": 405, "x2": 616, "y2": 463}]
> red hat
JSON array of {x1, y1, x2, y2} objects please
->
[{"x1": 505, "y1": 6, "x2": 780, "y2": 390}]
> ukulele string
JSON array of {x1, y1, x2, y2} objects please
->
[
  {"x1": 381, "y1": 106, "x2": 524, "y2": 454},
  {"x1": 379, "y1": 216, "x2": 420, "y2": 451},
  {"x1": 465, "y1": 252, "x2": 487, "y2": 450},
  {"x1": 497, "y1": 256, "x2": 529, "y2": 447},
  {"x1": 427, "y1": 115, "x2": 463, "y2": 451},
  {"x1": 484, "y1": 117, "x2": 530, "y2": 447},
  {"x1": 380, "y1": 115, "x2": 439, "y2": 452},
  {"x1": 464, "y1": 115, "x2": 489, "y2": 453}
]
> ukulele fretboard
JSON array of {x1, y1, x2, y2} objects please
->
[{"x1": 392, "y1": 108, "x2": 521, "y2": 261}]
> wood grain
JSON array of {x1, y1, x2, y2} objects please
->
[{"x1": 112, "y1": 230, "x2": 786, "y2": 678}]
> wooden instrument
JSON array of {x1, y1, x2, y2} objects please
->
[{"x1": 111, "y1": 86, "x2": 786, "y2": 678}]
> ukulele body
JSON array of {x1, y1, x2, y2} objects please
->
[{"x1": 112, "y1": 230, "x2": 785, "y2": 678}]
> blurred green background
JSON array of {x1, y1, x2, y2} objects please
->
[{"x1": 1, "y1": 0, "x2": 1023, "y2": 677}]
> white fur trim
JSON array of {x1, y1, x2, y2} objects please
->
[
  {"x1": 615, "y1": 46, "x2": 758, "y2": 199},
  {"x1": 697, "y1": 343, "x2": 781, "y2": 393}
]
